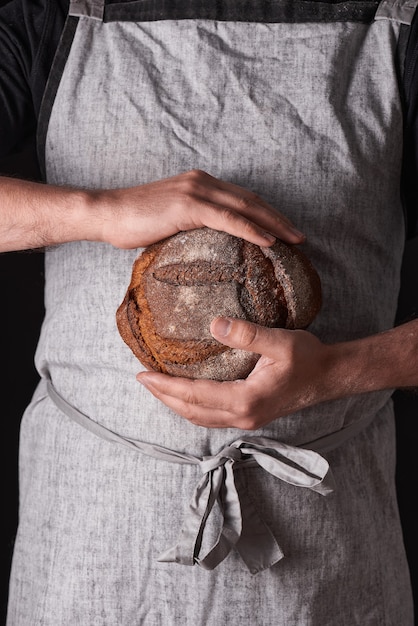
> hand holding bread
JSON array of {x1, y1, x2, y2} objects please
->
[
  {"x1": 117, "y1": 227, "x2": 321, "y2": 381},
  {"x1": 97, "y1": 169, "x2": 305, "y2": 250}
]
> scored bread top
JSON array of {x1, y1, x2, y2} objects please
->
[{"x1": 116, "y1": 228, "x2": 321, "y2": 380}]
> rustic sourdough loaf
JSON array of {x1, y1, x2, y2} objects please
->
[{"x1": 116, "y1": 227, "x2": 321, "y2": 380}]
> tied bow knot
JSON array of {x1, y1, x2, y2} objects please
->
[
  {"x1": 200, "y1": 444, "x2": 245, "y2": 473},
  {"x1": 158, "y1": 437, "x2": 335, "y2": 574}
]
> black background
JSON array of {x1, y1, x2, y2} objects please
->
[{"x1": 0, "y1": 4, "x2": 417, "y2": 621}]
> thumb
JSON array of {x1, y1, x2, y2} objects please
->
[{"x1": 210, "y1": 317, "x2": 285, "y2": 358}]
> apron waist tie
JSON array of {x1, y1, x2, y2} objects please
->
[{"x1": 45, "y1": 378, "x2": 375, "y2": 574}]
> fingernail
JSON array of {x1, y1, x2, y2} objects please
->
[
  {"x1": 212, "y1": 317, "x2": 232, "y2": 337},
  {"x1": 261, "y1": 231, "x2": 276, "y2": 243},
  {"x1": 290, "y1": 226, "x2": 305, "y2": 239},
  {"x1": 137, "y1": 373, "x2": 153, "y2": 386}
]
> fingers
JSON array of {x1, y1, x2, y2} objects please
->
[
  {"x1": 138, "y1": 372, "x2": 231, "y2": 413},
  {"x1": 195, "y1": 204, "x2": 278, "y2": 248},
  {"x1": 197, "y1": 200, "x2": 303, "y2": 248},
  {"x1": 210, "y1": 317, "x2": 289, "y2": 361},
  {"x1": 177, "y1": 170, "x2": 305, "y2": 246},
  {"x1": 136, "y1": 372, "x2": 266, "y2": 430},
  {"x1": 210, "y1": 175, "x2": 305, "y2": 244},
  {"x1": 135, "y1": 319, "x2": 289, "y2": 430},
  {"x1": 136, "y1": 324, "x2": 328, "y2": 431}
]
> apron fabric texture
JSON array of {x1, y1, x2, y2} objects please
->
[{"x1": 7, "y1": 0, "x2": 416, "y2": 623}]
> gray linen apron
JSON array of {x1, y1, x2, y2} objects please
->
[{"x1": 7, "y1": 0, "x2": 416, "y2": 623}]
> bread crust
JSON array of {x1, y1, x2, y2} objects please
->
[{"x1": 116, "y1": 228, "x2": 321, "y2": 380}]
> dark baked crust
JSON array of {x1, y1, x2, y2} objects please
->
[{"x1": 116, "y1": 228, "x2": 321, "y2": 380}]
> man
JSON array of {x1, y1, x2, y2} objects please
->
[{"x1": 1, "y1": 0, "x2": 417, "y2": 623}]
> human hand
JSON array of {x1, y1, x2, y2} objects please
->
[
  {"x1": 137, "y1": 317, "x2": 338, "y2": 430},
  {"x1": 0, "y1": 170, "x2": 303, "y2": 253},
  {"x1": 93, "y1": 169, "x2": 305, "y2": 249}
]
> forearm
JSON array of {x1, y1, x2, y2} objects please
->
[
  {"x1": 326, "y1": 319, "x2": 418, "y2": 397},
  {"x1": 0, "y1": 176, "x2": 99, "y2": 252}
]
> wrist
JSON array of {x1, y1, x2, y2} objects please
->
[
  {"x1": 60, "y1": 187, "x2": 106, "y2": 244},
  {"x1": 323, "y1": 339, "x2": 380, "y2": 401},
  {"x1": 36, "y1": 185, "x2": 107, "y2": 248},
  {"x1": 0, "y1": 177, "x2": 104, "y2": 251}
]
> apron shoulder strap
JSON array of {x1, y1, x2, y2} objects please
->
[
  {"x1": 69, "y1": 0, "x2": 105, "y2": 20},
  {"x1": 375, "y1": 0, "x2": 418, "y2": 25}
]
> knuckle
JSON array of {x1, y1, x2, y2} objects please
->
[
  {"x1": 237, "y1": 195, "x2": 253, "y2": 212},
  {"x1": 235, "y1": 413, "x2": 259, "y2": 431},
  {"x1": 178, "y1": 169, "x2": 209, "y2": 197},
  {"x1": 182, "y1": 388, "x2": 199, "y2": 406},
  {"x1": 180, "y1": 401, "x2": 200, "y2": 423},
  {"x1": 218, "y1": 206, "x2": 235, "y2": 224},
  {"x1": 233, "y1": 385, "x2": 263, "y2": 430},
  {"x1": 241, "y1": 217, "x2": 257, "y2": 234},
  {"x1": 243, "y1": 417, "x2": 260, "y2": 431},
  {"x1": 185, "y1": 411, "x2": 200, "y2": 425},
  {"x1": 186, "y1": 168, "x2": 208, "y2": 182},
  {"x1": 209, "y1": 206, "x2": 239, "y2": 229},
  {"x1": 177, "y1": 179, "x2": 197, "y2": 198},
  {"x1": 247, "y1": 190, "x2": 262, "y2": 204},
  {"x1": 188, "y1": 168, "x2": 205, "y2": 177},
  {"x1": 235, "y1": 400, "x2": 250, "y2": 419},
  {"x1": 282, "y1": 334, "x2": 297, "y2": 362},
  {"x1": 237, "y1": 323, "x2": 259, "y2": 349},
  {"x1": 235, "y1": 395, "x2": 256, "y2": 419}
]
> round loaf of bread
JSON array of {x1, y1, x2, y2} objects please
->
[{"x1": 116, "y1": 227, "x2": 321, "y2": 381}]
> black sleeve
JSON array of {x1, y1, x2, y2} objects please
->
[
  {"x1": 402, "y1": 10, "x2": 418, "y2": 239},
  {"x1": 0, "y1": 0, "x2": 67, "y2": 160}
]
